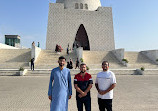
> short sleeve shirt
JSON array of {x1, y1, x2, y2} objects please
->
[
  {"x1": 95, "y1": 70, "x2": 116, "y2": 99},
  {"x1": 74, "y1": 72, "x2": 93, "y2": 98}
]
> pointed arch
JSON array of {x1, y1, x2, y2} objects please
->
[{"x1": 74, "y1": 24, "x2": 90, "y2": 50}]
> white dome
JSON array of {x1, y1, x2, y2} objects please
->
[{"x1": 56, "y1": 0, "x2": 101, "y2": 11}]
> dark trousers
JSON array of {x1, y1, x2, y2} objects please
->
[
  {"x1": 31, "y1": 63, "x2": 34, "y2": 70},
  {"x1": 76, "y1": 97, "x2": 91, "y2": 111},
  {"x1": 98, "y1": 98, "x2": 112, "y2": 111}
]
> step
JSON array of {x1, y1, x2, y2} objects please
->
[
  {"x1": 24, "y1": 69, "x2": 158, "y2": 76},
  {"x1": 0, "y1": 62, "x2": 29, "y2": 69},
  {"x1": 1, "y1": 68, "x2": 158, "y2": 76},
  {"x1": 0, "y1": 69, "x2": 19, "y2": 76}
]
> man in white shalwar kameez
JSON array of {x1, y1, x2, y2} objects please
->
[{"x1": 48, "y1": 56, "x2": 72, "y2": 111}]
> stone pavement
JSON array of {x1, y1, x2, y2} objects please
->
[{"x1": 0, "y1": 75, "x2": 158, "y2": 111}]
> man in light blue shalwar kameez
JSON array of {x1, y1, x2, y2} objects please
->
[{"x1": 48, "y1": 56, "x2": 72, "y2": 111}]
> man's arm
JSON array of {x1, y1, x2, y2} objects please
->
[
  {"x1": 84, "y1": 76, "x2": 93, "y2": 95},
  {"x1": 95, "y1": 83, "x2": 100, "y2": 93},
  {"x1": 48, "y1": 70, "x2": 54, "y2": 101},
  {"x1": 100, "y1": 73, "x2": 117, "y2": 95},
  {"x1": 81, "y1": 84, "x2": 92, "y2": 97},
  {"x1": 74, "y1": 84, "x2": 84, "y2": 95},
  {"x1": 84, "y1": 84, "x2": 92, "y2": 94},
  {"x1": 68, "y1": 71, "x2": 72, "y2": 99},
  {"x1": 99, "y1": 83, "x2": 116, "y2": 95},
  {"x1": 74, "y1": 84, "x2": 88, "y2": 98},
  {"x1": 74, "y1": 84, "x2": 93, "y2": 98}
]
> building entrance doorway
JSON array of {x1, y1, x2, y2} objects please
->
[{"x1": 73, "y1": 24, "x2": 90, "y2": 50}]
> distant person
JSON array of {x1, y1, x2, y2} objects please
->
[
  {"x1": 32, "y1": 41, "x2": 35, "y2": 46},
  {"x1": 73, "y1": 43, "x2": 75, "y2": 50},
  {"x1": 38, "y1": 42, "x2": 40, "y2": 47},
  {"x1": 31, "y1": 58, "x2": 35, "y2": 70},
  {"x1": 95, "y1": 61, "x2": 116, "y2": 111},
  {"x1": 48, "y1": 56, "x2": 72, "y2": 111},
  {"x1": 58, "y1": 45, "x2": 63, "y2": 52},
  {"x1": 55, "y1": 44, "x2": 58, "y2": 52},
  {"x1": 69, "y1": 59, "x2": 73, "y2": 69},
  {"x1": 75, "y1": 58, "x2": 80, "y2": 69},
  {"x1": 74, "y1": 63, "x2": 93, "y2": 111},
  {"x1": 67, "y1": 47, "x2": 69, "y2": 55},
  {"x1": 67, "y1": 61, "x2": 70, "y2": 69}
]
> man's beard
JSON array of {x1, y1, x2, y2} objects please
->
[
  {"x1": 81, "y1": 70, "x2": 86, "y2": 73},
  {"x1": 59, "y1": 63, "x2": 64, "y2": 67},
  {"x1": 103, "y1": 68, "x2": 107, "y2": 71}
]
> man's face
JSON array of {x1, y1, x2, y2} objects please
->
[
  {"x1": 102, "y1": 62, "x2": 109, "y2": 71},
  {"x1": 80, "y1": 65, "x2": 86, "y2": 73},
  {"x1": 58, "y1": 59, "x2": 66, "y2": 67}
]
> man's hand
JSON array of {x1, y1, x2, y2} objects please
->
[
  {"x1": 99, "y1": 84, "x2": 116, "y2": 95},
  {"x1": 78, "y1": 92, "x2": 87, "y2": 98},
  {"x1": 81, "y1": 92, "x2": 87, "y2": 97},
  {"x1": 48, "y1": 96, "x2": 52, "y2": 101},
  {"x1": 78, "y1": 94, "x2": 83, "y2": 98},
  {"x1": 99, "y1": 90, "x2": 107, "y2": 95},
  {"x1": 69, "y1": 95, "x2": 71, "y2": 99},
  {"x1": 97, "y1": 89, "x2": 101, "y2": 93}
]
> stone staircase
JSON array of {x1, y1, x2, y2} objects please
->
[
  {"x1": 124, "y1": 52, "x2": 158, "y2": 69},
  {"x1": 83, "y1": 51, "x2": 124, "y2": 69},
  {"x1": 34, "y1": 50, "x2": 78, "y2": 69},
  {"x1": 1, "y1": 49, "x2": 158, "y2": 76},
  {"x1": 0, "y1": 49, "x2": 31, "y2": 69}
]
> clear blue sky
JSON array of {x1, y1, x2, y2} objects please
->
[{"x1": 0, "y1": 0, "x2": 158, "y2": 51}]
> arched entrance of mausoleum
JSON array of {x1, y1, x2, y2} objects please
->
[{"x1": 73, "y1": 24, "x2": 90, "y2": 50}]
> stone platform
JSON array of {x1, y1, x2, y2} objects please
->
[{"x1": 0, "y1": 75, "x2": 158, "y2": 111}]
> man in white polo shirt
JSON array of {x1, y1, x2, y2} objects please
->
[{"x1": 95, "y1": 61, "x2": 116, "y2": 111}]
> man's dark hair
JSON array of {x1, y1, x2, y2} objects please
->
[
  {"x1": 59, "y1": 56, "x2": 66, "y2": 61},
  {"x1": 102, "y1": 61, "x2": 109, "y2": 66},
  {"x1": 80, "y1": 63, "x2": 86, "y2": 66}
]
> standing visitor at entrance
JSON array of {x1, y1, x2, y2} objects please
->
[
  {"x1": 38, "y1": 42, "x2": 40, "y2": 47},
  {"x1": 48, "y1": 56, "x2": 72, "y2": 111},
  {"x1": 75, "y1": 58, "x2": 80, "y2": 69},
  {"x1": 31, "y1": 58, "x2": 34, "y2": 70},
  {"x1": 69, "y1": 59, "x2": 73, "y2": 69},
  {"x1": 67, "y1": 47, "x2": 69, "y2": 55},
  {"x1": 32, "y1": 41, "x2": 35, "y2": 46},
  {"x1": 67, "y1": 61, "x2": 70, "y2": 69},
  {"x1": 74, "y1": 63, "x2": 93, "y2": 111},
  {"x1": 95, "y1": 61, "x2": 116, "y2": 111},
  {"x1": 55, "y1": 44, "x2": 58, "y2": 52}
]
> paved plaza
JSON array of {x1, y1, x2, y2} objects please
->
[{"x1": 0, "y1": 75, "x2": 158, "y2": 111}]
